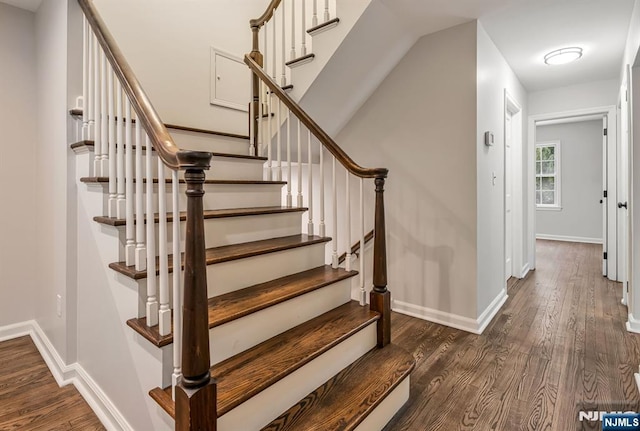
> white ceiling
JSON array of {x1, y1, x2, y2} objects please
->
[
  {"x1": 382, "y1": 0, "x2": 637, "y2": 92},
  {"x1": 0, "y1": 0, "x2": 42, "y2": 12}
]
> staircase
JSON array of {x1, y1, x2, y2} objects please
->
[{"x1": 73, "y1": 0, "x2": 415, "y2": 430}]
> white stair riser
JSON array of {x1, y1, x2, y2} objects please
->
[
  {"x1": 169, "y1": 129, "x2": 250, "y2": 155},
  {"x1": 112, "y1": 212, "x2": 304, "y2": 261},
  {"x1": 218, "y1": 323, "x2": 377, "y2": 431},
  {"x1": 205, "y1": 242, "x2": 327, "y2": 297},
  {"x1": 354, "y1": 377, "x2": 411, "y2": 431},
  {"x1": 84, "y1": 149, "x2": 265, "y2": 181},
  {"x1": 209, "y1": 278, "x2": 352, "y2": 365},
  {"x1": 89, "y1": 182, "x2": 285, "y2": 212},
  {"x1": 208, "y1": 157, "x2": 265, "y2": 181},
  {"x1": 140, "y1": 241, "x2": 327, "y2": 300}
]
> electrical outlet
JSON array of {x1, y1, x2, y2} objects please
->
[{"x1": 56, "y1": 294, "x2": 62, "y2": 317}]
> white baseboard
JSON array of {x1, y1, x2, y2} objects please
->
[
  {"x1": 392, "y1": 289, "x2": 507, "y2": 335},
  {"x1": 520, "y1": 263, "x2": 530, "y2": 279},
  {"x1": 0, "y1": 320, "x2": 133, "y2": 431},
  {"x1": 635, "y1": 373, "x2": 640, "y2": 396},
  {"x1": 536, "y1": 234, "x2": 602, "y2": 244},
  {"x1": 626, "y1": 313, "x2": 640, "y2": 334}
]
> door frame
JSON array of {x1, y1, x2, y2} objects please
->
[
  {"x1": 527, "y1": 105, "x2": 618, "y2": 279},
  {"x1": 504, "y1": 90, "x2": 523, "y2": 279}
]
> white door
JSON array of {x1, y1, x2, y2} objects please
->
[
  {"x1": 602, "y1": 117, "x2": 608, "y2": 276},
  {"x1": 505, "y1": 112, "x2": 513, "y2": 281}
]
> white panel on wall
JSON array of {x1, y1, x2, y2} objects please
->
[{"x1": 210, "y1": 48, "x2": 249, "y2": 111}]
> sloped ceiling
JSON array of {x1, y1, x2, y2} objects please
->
[{"x1": 0, "y1": 0, "x2": 42, "y2": 12}]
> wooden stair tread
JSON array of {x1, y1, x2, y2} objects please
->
[
  {"x1": 110, "y1": 234, "x2": 331, "y2": 280},
  {"x1": 285, "y1": 53, "x2": 315, "y2": 68},
  {"x1": 127, "y1": 265, "x2": 357, "y2": 347},
  {"x1": 80, "y1": 177, "x2": 284, "y2": 185},
  {"x1": 94, "y1": 206, "x2": 307, "y2": 226},
  {"x1": 262, "y1": 344, "x2": 414, "y2": 431},
  {"x1": 150, "y1": 301, "x2": 379, "y2": 418},
  {"x1": 307, "y1": 17, "x2": 340, "y2": 35}
]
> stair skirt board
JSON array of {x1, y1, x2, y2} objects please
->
[
  {"x1": 353, "y1": 376, "x2": 410, "y2": 431},
  {"x1": 217, "y1": 323, "x2": 377, "y2": 431},
  {"x1": 208, "y1": 278, "x2": 352, "y2": 364},
  {"x1": 104, "y1": 211, "x2": 306, "y2": 252}
]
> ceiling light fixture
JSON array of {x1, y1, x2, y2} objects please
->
[{"x1": 544, "y1": 47, "x2": 583, "y2": 65}]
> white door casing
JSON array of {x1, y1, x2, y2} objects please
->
[
  {"x1": 603, "y1": 116, "x2": 609, "y2": 277},
  {"x1": 505, "y1": 111, "x2": 513, "y2": 281}
]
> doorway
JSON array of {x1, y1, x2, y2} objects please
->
[{"x1": 528, "y1": 106, "x2": 618, "y2": 281}]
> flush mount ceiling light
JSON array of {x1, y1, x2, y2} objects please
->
[{"x1": 544, "y1": 47, "x2": 583, "y2": 65}]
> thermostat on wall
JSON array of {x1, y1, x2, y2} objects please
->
[{"x1": 484, "y1": 131, "x2": 494, "y2": 146}]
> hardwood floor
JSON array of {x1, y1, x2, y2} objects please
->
[
  {"x1": 385, "y1": 240, "x2": 640, "y2": 431},
  {"x1": 0, "y1": 336, "x2": 104, "y2": 431}
]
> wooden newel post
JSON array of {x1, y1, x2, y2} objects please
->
[
  {"x1": 370, "y1": 176, "x2": 390, "y2": 347},
  {"x1": 175, "y1": 169, "x2": 217, "y2": 431},
  {"x1": 249, "y1": 25, "x2": 263, "y2": 157}
]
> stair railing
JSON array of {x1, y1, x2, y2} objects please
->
[
  {"x1": 245, "y1": 53, "x2": 391, "y2": 347},
  {"x1": 78, "y1": 1, "x2": 215, "y2": 429},
  {"x1": 248, "y1": 0, "x2": 336, "y2": 156}
]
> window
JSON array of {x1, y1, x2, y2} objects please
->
[{"x1": 536, "y1": 141, "x2": 561, "y2": 209}]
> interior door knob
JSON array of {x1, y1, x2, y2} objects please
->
[{"x1": 618, "y1": 201, "x2": 628, "y2": 209}]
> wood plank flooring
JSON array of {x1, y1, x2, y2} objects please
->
[
  {"x1": 384, "y1": 240, "x2": 640, "y2": 431},
  {"x1": 0, "y1": 336, "x2": 104, "y2": 430}
]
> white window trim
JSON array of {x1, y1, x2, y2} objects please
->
[{"x1": 535, "y1": 140, "x2": 562, "y2": 209}]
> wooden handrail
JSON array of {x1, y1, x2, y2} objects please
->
[
  {"x1": 244, "y1": 55, "x2": 388, "y2": 179},
  {"x1": 338, "y1": 230, "x2": 374, "y2": 265},
  {"x1": 250, "y1": 0, "x2": 283, "y2": 29},
  {"x1": 78, "y1": 0, "x2": 211, "y2": 171}
]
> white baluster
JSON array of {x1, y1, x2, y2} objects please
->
[
  {"x1": 116, "y1": 81, "x2": 126, "y2": 219},
  {"x1": 100, "y1": 51, "x2": 109, "y2": 176},
  {"x1": 276, "y1": 100, "x2": 282, "y2": 181},
  {"x1": 171, "y1": 169, "x2": 182, "y2": 397},
  {"x1": 82, "y1": 17, "x2": 88, "y2": 140},
  {"x1": 93, "y1": 37, "x2": 102, "y2": 175},
  {"x1": 290, "y1": 0, "x2": 296, "y2": 61},
  {"x1": 297, "y1": 119, "x2": 303, "y2": 207},
  {"x1": 345, "y1": 172, "x2": 351, "y2": 271},
  {"x1": 249, "y1": 82, "x2": 255, "y2": 156},
  {"x1": 331, "y1": 157, "x2": 338, "y2": 268},
  {"x1": 135, "y1": 118, "x2": 146, "y2": 271},
  {"x1": 145, "y1": 135, "x2": 158, "y2": 327},
  {"x1": 301, "y1": 0, "x2": 307, "y2": 56},
  {"x1": 319, "y1": 142, "x2": 325, "y2": 237},
  {"x1": 125, "y1": 100, "x2": 135, "y2": 266},
  {"x1": 312, "y1": 0, "x2": 318, "y2": 27},
  {"x1": 108, "y1": 68, "x2": 117, "y2": 217},
  {"x1": 257, "y1": 82, "x2": 263, "y2": 156},
  {"x1": 87, "y1": 29, "x2": 94, "y2": 140},
  {"x1": 286, "y1": 109, "x2": 292, "y2": 206},
  {"x1": 272, "y1": 9, "x2": 277, "y2": 80},
  {"x1": 158, "y1": 160, "x2": 171, "y2": 336},
  {"x1": 307, "y1": 130, "x2": 314, "y2": 235},
  {"x1": 359, "y1": 178, "x2": 365, "y2": 305},
  {"x1": 324, "y1": 0, "x2": 330, "y2": 22},
  {"x1": 281, "y1": 2, "x2": 286, "y2": 86}
]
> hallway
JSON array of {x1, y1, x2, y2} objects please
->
[{"x1": 386, "y1": 240, "x2": 640, "y2": 430}]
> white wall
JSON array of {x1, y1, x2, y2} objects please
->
[
  {"x1": 337, "y1": 22, "x2": 479, "y2": 326},
  {"x1": 528, "y1": 79, "x2": 619, "y2": 116},
  {"x1": 476, "y1": 23, "x2": 528, "y2": 317},
  {"x1": 35, "y1": 0, "x2": 73, "y2": 362},
  {"x1": 536, "y1": 120, "x2": 603, "y2": 242},
  {"x1": 0, "y1": 3, "x2": 38, "y2": 327},
  {"x1": 94, "y1": 0, "x2": 265, "y2": 135}
]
